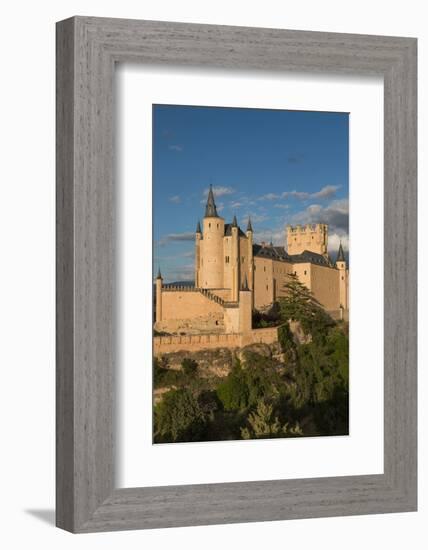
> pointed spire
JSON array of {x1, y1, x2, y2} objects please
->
[
  {"x1": 246, "y1": 217, "x2": 253, "y2": 232},
  {"x1": 156, "y1": 267, "x2": 162, "y2": 279},
  {"x1": 336, "y1": 241, "x2": 345, "y2": 263},
  {"x1": 196, "y1": 220, "x2": 201, "y2": 233},
  {"x1": 242, "y1": 274, "x2": 249, "y2": 291},
  {"x1": 204, "y1": 184, "x2": 219, "y2": 218},
  {"x1": 232, "y1": 215, "x2": 238, "y2": 228}
]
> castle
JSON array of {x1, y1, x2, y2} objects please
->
[{"x1": 154, "y1": 186, "x2": 348, "y2": 350}]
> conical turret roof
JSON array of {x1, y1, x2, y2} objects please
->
[
  {"x1": 336, "y1": 242, "x2": 345, "y2": 263},
  {"x1": 204, "y1": 185, "x2": 219, "y2": 218},
  {"x1": 246, "y1": 217, "x2": 253, "y2": 232},
  {"x1": 242, "y1": 274, "x2": 249, "y2": 290},
  {"x1": 196, "y1": 220, "x2": 201, "y2": 233}
]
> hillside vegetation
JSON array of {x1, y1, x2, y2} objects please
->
[{"x1": 153, "y1": 274, "x2": 349, "y2": 443}]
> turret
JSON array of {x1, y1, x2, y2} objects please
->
[
  {"x1": 195, "y1": 220, "x2": 202, "y2": 287},
  {"x1": 286, "y1": 223, "x2": 328, "y2": 256},
  {"x1": 155, "y1": 268, "x2": 163, "y2": 322},
  {"x1": 335, "y1": 241, "x2": 346, "y2": 268},
  {"x1": 231, "y1": 214, "x2": 239, "y2": 301},
  {"x1": 335, "y1": 242, "x2": 348, "y2": 310},
  {"x1": 246, "y1": 217, "x2": 254, "y2": 306},
  {"x1": 239, "y1": 274, "x2": 252, "y2": 332},
  {"x1": 200, "y1": 186, "x2": 224, "y2": 288},
  {"x1": 204, "y1": 184, "x2": 219, "y2": 217}
]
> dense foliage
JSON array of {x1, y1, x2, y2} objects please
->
[
  {"x1": 155, "y1": 388, "x2": 206, "y2": 442},
  {"x1": 153, "y1": 273, "x2": 349, "y2": 443}
]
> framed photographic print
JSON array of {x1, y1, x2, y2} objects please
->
[
  {"x1": 151, "y1": 104, "x2": 350, "y2": 445},
  {"x1": 56, "y1": 17, "x2": 417, "y2": 532}
]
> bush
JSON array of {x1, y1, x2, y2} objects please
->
[
  {"x1": 241, "y1": 400, "x2": 303, "y2": 439},
  {"x1": 216, "y1": 354, "x2": 281, "y2": 412},
  {"x1": 278, "y1": 323, "x2": 296, "y2": 355},
  {"x1": 154, "y1": 388, "x2": 206, "y2": 442},
  {"x1": 197, "y1": 390, "x2": 220, "y2": 419},
  {"x1": 284, "y1": 327, "x2": 348, "y2": 434},
  {"x1": 217, "y1": 363, "x2": 249, "y2": 411},
  {"x1": 153, "y1": 357, "x2": 167, "y2": 388}
]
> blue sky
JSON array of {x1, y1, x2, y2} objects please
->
[{"x1": 153, "y1": 104, "x2": 349, "y2": 283}]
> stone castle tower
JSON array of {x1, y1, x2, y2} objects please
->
[
  {"x1": 286, "y1": 223, "x2": 328, "y2": 256},
  {"x1": 195, "y1": 185, "x2": 253, "y2": 303},
  {"x1": 335, "y1": 241, "x2": 348, "y2": 310}
]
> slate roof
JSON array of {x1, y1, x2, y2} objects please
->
[
  {"x1": 253, "y1": 243, "x2": 333, "y2": 267},
  {"x1": 224, "y1": 223, "x2": 246, "y2": 237},
  {"x1": 290, "y1": 250, "x2": 333, "y2": 267},
  {"x1": 336, "y1": 242, "x2": 345, "y2": 262},
  {"x1": 204, "y1": 185, "x2": 219, "y2": 217}
]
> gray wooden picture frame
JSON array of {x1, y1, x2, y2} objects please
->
[{"x1": 56, "y1": 16, "x2": 417, "y2": 533}]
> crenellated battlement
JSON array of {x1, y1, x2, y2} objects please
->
[
  {"x1": 287, "y1": 223, "x2": 327, "y2": 234},
  {"x1": 286, "y1": 223, "x2": 328, "y2": 256},
  {"x1": 161, "y1": 284, "x2": 226, "y2": 306}
]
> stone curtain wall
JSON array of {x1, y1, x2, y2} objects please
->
[
  {"x1": 154, "y1": 327, "x2": 278, "y2": 355},
  {"x1": 155, "y1": 288, "x2": 225, "y2": 334}
]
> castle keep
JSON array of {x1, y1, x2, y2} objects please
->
[{"x1": 155, "y1": 186, "x2": 348, "y2": 351}]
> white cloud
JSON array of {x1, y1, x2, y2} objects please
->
[
  {"x1": 259, "y1": 192, "x2": 281, "y2": 201},
  {"x1": 291, "y1": 198, "x2": 349, "y2": 232},
  {"x1": 168, "y1": 195, "x2": 181, "y2": 204},
  {"x1": 182, "y1": 250, "x2": 195, "y2": 258},
  {"x1": 327, "y1": 232, "x2": 349, "y2": 254},
  {"x1": 157, "y1": 232, "x2": 194, "y2": 246},
  {"x1": 310, "y1": 185, "x2": 341, "y2": 200},
  {"x1": 283, "y1": 190, "x2": 310, "y2": 200},
  {"x1": 240, "y1": 212, "x2": 268, "y2": 224},
  {"x1": 203, "y1": 186, "x2": 235, "y2": 198},
  {"x1": 165, "y1": 264, "x2": 195, "y2": 283},
  {"x1": 254, "y1": 228, "x2": 284, "y2": 246},
  {"x1": 168, "y1": 144, "x2": 183, "y2": 152},
  {"x1": 258, "y1": 185, "x2": 341, "y2": 202},
  {"x1": 229, "y1": 201, "x2": 244, "y2": 209}
]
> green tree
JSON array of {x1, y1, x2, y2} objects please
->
[
  {"x1": 278, "y1": 273, "x2": 335, "y2": 338},
  {"x1": 154, "y1": 388, "x2": 206, "y2": 442},
  {"x1": 241, "y1": 400, "x2": 302, "y2": 439},
  {"x1": 153, "y1": 357, "x2": 167, "y2": 388},
  {"x1": 244, "y1": 353, "x2": 281, "y2": 408},
  {"x1": 285, "y1": 327, "x2": 349, "y2": 434},
  {"x1": 217, "y1": 355, "x2": 281, "y2": 412},
  {"x1": 216, "y1": 362, "x2": 249, "y2": 411},
  {"x1": 277, "y1": 322, "x2": 296, "y2": 357}
]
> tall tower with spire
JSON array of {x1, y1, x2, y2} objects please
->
[
  {"x1": 335, "y1": 242, "x2": 348, "y2": 311},
  {"x1": 195, "y1": 220, "x2": 202, "y2": 287},
  {"x1": 155, "y1": 268, "x2": 163, "y2": 323},
  {"x1": 246, "y1": 217, "x2": 254, "y2": 308},
  {"x1": 197, "y1": 185, "x2": 225, "y2": 289},
  {"x1": 230, "y1": 214, "x2": 239, "y2": 301}
]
